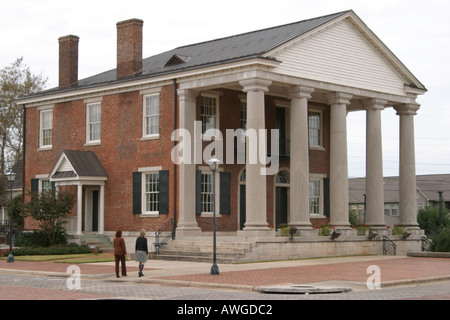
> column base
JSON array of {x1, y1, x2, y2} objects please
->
[
  {"x1": 237, "y1": 228, "x2": 275, "y2": 238},
  {"x1": 175, "y1": 224, "x2": 202, "y2": 239}
]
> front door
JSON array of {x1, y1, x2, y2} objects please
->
[
  {"x1": 275, "y1": 187, "x2": 288, "y2": 229},
  {"x1": 85, "y1": 189, "x2": 99, "y2": 232}
]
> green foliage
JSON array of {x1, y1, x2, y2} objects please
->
[
  {"x1": 318, "y1": 225, "x2": 334, "y2": 236},
  {"x1": 392, "y1": 225, "x2": 406, "y2": 236},
  {"x1": 23, "y1": 190, "x2": 74, "y2": 246},
  {"x1": 431, "y1": 228, "x2": 450, "y2": 252},
  {"x1": 418, "y1": 206, "x2": 450, "y2": 237},
  {"x1": 12, "y1": 244, "x2": 92, "y2": 256},
  {"x1": 349, "y1": 210, "x2": 358, "y2": 227}
]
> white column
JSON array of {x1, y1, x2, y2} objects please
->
[
  {"x1": 76, "y1": 184, "x2": 83, "y2": 235},
  {"x1": 239, "y1": 78, "x2": 272, "y2": 236},
  {"x1": 99, "y1": 184, "x2": 105, "y2": 234},
  {"x1": 176, "y1": 88, "x2": 201, "y2": 237},
  {"x1": 287, "y1": 86, "x2": 314, "y2": 231},
  {"x1": 327, "y1": 92, "x2": 352, "y2": 228},
  {"x1": 395, "y1": 103, "x2": 420, "y2": 229},
  {"x1": 364, "y1": 99, "x2": 388, "y2": 229}
]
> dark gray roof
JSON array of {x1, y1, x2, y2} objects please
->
[
  {"x1": 55, "y1": 150, "x2": 108, "y2": 178},
  {"x1": 23, "y1": 11, "x2": 350, "y2": 98},
  {"x1": 349, "y1": 174, "x2": 450, "y2": 203}
]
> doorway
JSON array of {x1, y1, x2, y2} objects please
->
[
  {"x1": 274, "y1": 170, "x2": 290, "y2": 230},
  {"x1": 85, "y1": 189, "x2": 99, "y2": 232},
  {"x1": 238, "y1": 169, "x2": 246, "y2": 230}
]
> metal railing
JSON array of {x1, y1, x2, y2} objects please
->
[
  {"x1": 383, "y1": 235, "x2": 397, "y2": 255},
  {"x1": 421, "y1": 236, "x2": 432, "y2": 252},
  {"x1": 154, "y1": 218, "x2": 176, "y2": 254}
]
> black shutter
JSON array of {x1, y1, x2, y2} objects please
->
[
  {"x1": 220, "y1": 172, "x2": 231, "y2": 215},
  {"x1": 196, "y1": 170, "x2": 202, "y2": 214},
  {"x1": 159, "y1": 170, "x2": 169, "y2": 214},
  {"x1": 132, "y1": 172, "x2": 142, "y2": 215},
  {"x1": 31, "y1": 179, "x2": 39, "y2": 198},
  {"x1": 324, "y1": 178, "x2": 330, "y2": 217}
]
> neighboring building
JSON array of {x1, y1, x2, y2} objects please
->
[
  {"x1": 18, "y1": 11, "x2": 426, "y2": 251},
  {"x1": 1, "y1": 159, "x2": 23, "y2": 224},
  {"x1": 349, "y1": 174, "x2": 450, "y2": 227}
]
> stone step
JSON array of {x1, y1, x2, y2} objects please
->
[
  {"x1": 152, "y1": 239, "x2": 254, "y2": 264},
  {"x1": 79, "y1": 234, "x2": 114, "y2": 253}
]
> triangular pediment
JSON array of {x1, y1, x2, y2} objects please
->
[
  {"x1": 266, "y1": 11, "x2": 426, "y2": 96},
  {"x1": 50, "y1": 150, "x2": 108, "y2": 181}
]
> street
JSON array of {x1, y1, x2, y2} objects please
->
[{"x1": 1, "y1": 273, "x2": 449, "y2": 301}]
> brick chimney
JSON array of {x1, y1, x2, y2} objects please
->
[
  {"x1": 58, "y1": 35, "x2": 79, "y2": 88},
  {"x1": 116, "y1": 18, "x2": 143, "y2": 79}
]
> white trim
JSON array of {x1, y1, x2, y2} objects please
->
[
  {"x1": 39, "y1": 108, "x2": 53, "y2": 149},
  {"x1": 86, "y1": 102, "x2": 101, "y2": 145},
  {"x1": 142, "y1": 93, "x2": 160, "y2": 139}
]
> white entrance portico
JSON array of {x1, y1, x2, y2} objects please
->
[{"x1": 49, "y1": 150, "x2": 108, "y2": 235}]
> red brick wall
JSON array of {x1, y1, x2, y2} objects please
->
[{"x1": 24, "y1": 85, "x2": 330, "y2": 233}]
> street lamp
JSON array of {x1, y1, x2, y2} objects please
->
[
  {"x1": 206, "y1": 155, "x2": 221, "y2": 275},
  {"x1": 5, "y1": 171, "x2": 16, "y2": 263}
]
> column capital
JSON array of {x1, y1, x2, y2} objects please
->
[
  {"x1": 286, "y1": 85, "x2": 315, "y2": 99},
  {"x1": 394, "y1": 103, "x2": 420, "y2": 116},
  {"x1": 177, "y1": 88, "x2": 198, "y2": 102},
  {"x1": 326, "y1": 92, "x2": 353, "y2": 105},
  {"x1": 239, "y1": 78, "x2": 272, "y2": 93},
  {"x1": 362, "y1": 98, "x2": 389, "y2": 111}
]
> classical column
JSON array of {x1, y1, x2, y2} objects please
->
[
  {"x1": 239, "y1": 78, "x2": 272, "y2": 236},
  {"x1": 287, "y1": 86, "x2": 315, "y2": 232},
  {"x1": 327, "y1": 92, "x2": 352, "y2": 228},
  {"x1": 395, "y1": 103, "x2": 420, "y2": 229},
  {"x1": 176, "y1": 89, "x2": 201, "y2": 237},
  {"x1": 364, "y1": 99, "x2": 388, "y2": 229},
  {"x1": 76, "y1": 184, "x2": 83, "y2": 235},
  {"x1": 99, "y1": 184, "x2": 105, "y2": 234}
]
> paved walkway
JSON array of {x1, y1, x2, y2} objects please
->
[{"x1": 1, "y1": 255, "x2": 449, "y2": 292}]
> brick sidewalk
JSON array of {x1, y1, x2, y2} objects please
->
[
  {"x1": 1, "y1": 257, "x2": 449, "y2": 288},
  {"x1": 154, "y1": 257, "x2": 450, "y2": 287}
]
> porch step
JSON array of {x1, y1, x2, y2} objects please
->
[
  {"x1": 79, "y1": 234, "x2": 114, "y2": 253},
  {"x1": 150, "y1": 239, "x2": 254, "y2": 264}
]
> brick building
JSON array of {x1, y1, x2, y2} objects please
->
[{"x1": 18, "y1": 11, "x2": 426, "y2": 254}]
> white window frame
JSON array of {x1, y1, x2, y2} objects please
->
[
  {"x1": 200, "y1": 93, "x2": 220, "y2": 139},
  {"x1": 199, "y1": 166, "x2": 221, "y2": 217},
  {"x1": 140, "y1": 168, "x2": 161, "y2": 217},
  {"x1": 39, "y1": 107, "x2": 53, "y2": 149},
  {"x1": 142, "y1": 93, "x2": 160, "y2": 139},
  {"x1": 86, "y1": 102, "x2": 101, "y2": 145},
  {"x1": 308, "y1": 110, "x2": 323, "y2": 149},
  {"x1": 309, "y1": 174, "x2": 326, "y2": 217}
]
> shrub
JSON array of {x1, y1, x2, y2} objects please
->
[
  {"x1": 12, "y1": 244, "x2": 91, "y2": 256},
  {"x1": 431, "y1": 228, "x2": 450, "y2": 252},
  {"x1": 318, "y1": 225, "x2": 334, "y2": 236},
  {"x1": 392, "y1": 225, "x2": 405, "y2": 236}
]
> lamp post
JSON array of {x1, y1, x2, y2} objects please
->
[
  {"x1": 5, "y1": 171, "x2": 16, "y2": 263},
  {"x1": 206, "y1": 155, "x2": 221, "y2": 275}
]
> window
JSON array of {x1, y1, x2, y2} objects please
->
[
  {"x1": 132, "y1": 170, "x2": 169, "y2": 216},
  {"x1": 87, "y1": 103, "x2": 101, "y2": 143},
  {"x1": 41, "y1": 179, "x2": 52, "y2": 194},
  {"x1": 201, "y1": 172, "x2": 214, "y2": 213},
  {"x1": 309, "y1": 178, "x2": 321, "y2": 215},
  {"x1": 384, "y1": 203, "x2": 399, "y2": 216},
  {"x1": 143, "y1": 94, "x2": 160, "y2": 137},
  {"x1": 240, "y1": 99, "x2": 247, "y2": 131},
  {"x1": 201, "y1": 94, "x2": 218, "y2": 135},
  {"x1": 308, "y1": 111, "x2": 322, "y2": 147},
  {"x1": 143, "y1": 172, "x2": 159, "y2": 214},
  {"x1": 39, "y1": 109, "x2": 53, "y2": 148}
]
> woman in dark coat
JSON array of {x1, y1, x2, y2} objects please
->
[
  {"x1": 113, "y1": 230, "x2": 127, "y2": 278},
  {"x1": 135, "y1": 229, "x2": 148, "y2": 277}
]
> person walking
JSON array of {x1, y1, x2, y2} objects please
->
[
  {"x1": 135, "y1": 229, "x2": 148, "y2": 277},
  {"x1": 113, "y1": 230, "x2": 127, "y2": 278}
]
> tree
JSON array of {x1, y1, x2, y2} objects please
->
[
  {"x1": 0, "y1": 57, "x2": 47, "y2": 172},
  {"x1": 24, "y1": 190, "x2": 74, "y2": 246}
]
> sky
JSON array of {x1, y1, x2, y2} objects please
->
[{"x1": 1, "y1": 0, "x2": 449, "y2": 178}]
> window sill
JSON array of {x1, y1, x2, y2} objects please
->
[
  {"x1": 85, "y1": 141, "x2": 101, "y2": 147},
  {"x1": 140, "y1": 212, "x2": 160, "y2": 218},
  {"x1": 38, "y1": 146, "x2": 52, "y2": 152},
  {"x1": 140, "y1": 134, "x2": 160, "y2": 141},
  {"x1": 201, "y1": 212, "x2": 223, "y2": 218}
]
